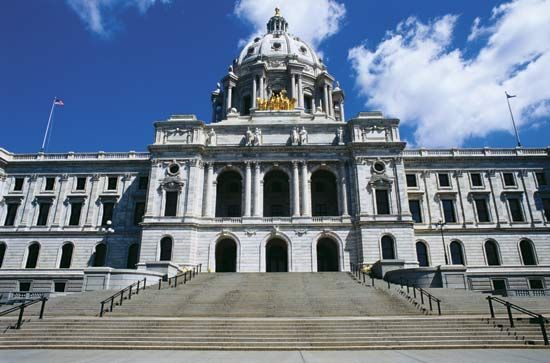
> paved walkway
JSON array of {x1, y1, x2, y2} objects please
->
[{"x1": 0, "y1": 349, "x2": 549, "y2": 363}]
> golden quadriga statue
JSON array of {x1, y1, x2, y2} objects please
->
[{"x1": 257, "y1": 90, "x2": 296, "y2": 111}]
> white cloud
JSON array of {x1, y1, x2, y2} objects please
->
[
  {"x1": 66, "y1": 0, "x2": 171, "y2": 37},
  {"x1": 348, "y1": 0, "x2": 550, "y2": 147},
  {"x1": 234, "y1": 0, "x2": 346, "y2": 49}
]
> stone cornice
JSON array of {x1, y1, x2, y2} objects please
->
[{"x1": 403, "y1": 147, "x2": 550, "y2": 160}]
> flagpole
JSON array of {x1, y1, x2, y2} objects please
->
[
  {"x1": 41, "y1": 97, "x2": 57, "y2": 152},
  {"x1": 505, "y1": 91, "x2": 521, "y2": 148}
]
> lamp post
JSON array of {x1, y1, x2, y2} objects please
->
[
  {"x1": 435, "y1": 220, "x2": 448, "y2": 265},
  {"x1": 101, "y1": 220, "x2": 115, "y2": 266}
]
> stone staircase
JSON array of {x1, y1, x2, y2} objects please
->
[
  {"x1": 1, "y1": 272, "x2": 549, "y2": 349},
  {"x1": 0, "y1": 317, "x2": 545, "y2": 349}
]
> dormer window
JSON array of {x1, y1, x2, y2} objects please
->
[
  {"x1": 300, "y1": 46, "x2": 307, "y2": 54},
  {"x1": 272, "y1": 42, "x2": 281, "y2": 50},
  {"x1": 247, "y1": 46, "x2": 255, "y2": 55}
]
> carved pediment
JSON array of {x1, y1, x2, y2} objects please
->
[{"x1": 160, "y1": 176, "x2": 184, "y2": 191}]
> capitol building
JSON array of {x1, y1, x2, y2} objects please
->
[{"x1": 0, "y1": 10, "x2": 549, "y2": 296}]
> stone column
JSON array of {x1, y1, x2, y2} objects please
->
[
  {"x1": 253, "y1": 162, "x2": 261, "y2": 217},
  {"x1": 292, "y1": 161, "x2": 300, "y2": 217},
  {"x1": 339, "y1": 101, "x2": 346, "y2": 121},
  {"x1": 298, "y1": 75, "x2": 304, "y2": 108},
  {"x1": 259, "y1": 77, "x2": 265, "y2": 99},
  {"x1": 245, "y1": 162, "x2": 252, "y2": 217},
  {"x1": 300, "y1": 162, "x2": 311, "y2": 216},
  {"x1": 203, "y1": 163, "x2": 214, "y2": 217},
  {"x1": 323, "y1": 84, "x2": 329, "y2": 114},
  {"x1": 227, "y1": 86, "x2": 233, "y2": 111},
  {"x1": 328, "y1": 85, "x2": 333, "y2": 116},
  {"x1": 290, "y1": 74, "x2": 296, "y2": 100},
  {"x1": 252, "y1": 76, "x2": 257, "y2": 108},
  {"x1": 339, "y1": 164, "x2": 349, "y2": 216}
]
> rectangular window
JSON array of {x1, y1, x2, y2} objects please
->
[
  {"x1": 14, "y1": 178, "x2": 24, "y2": 191},
  {"x1": 529, "y1": 279, "x2": 544, "y2": 289},
  {"x1": 375, "y1": 189, "x2": 390, "y2": 215},
  {"x1": 492, "y1": 279, "x2": 507, "y2": 293},
  {"x1": 138, "y1": 176, "x2": 149, "y2": 190},
  {"x1": 536, "y1": 172, "x2": 547, "y2": 187},
  {"x1": 133, "y1": 202, "x2": 146, "y2": 225},
  {"x1": 54, "y1": 281, "x2": 67, "y2": 293},
  {"x1": 474, "y1": 198, "x2": 491, "y2": 223},
  {"x1": 4, "y1": 203, "x2": 19, "y2": 226},
  {"x1": 406, "y1": 174, "x2": 418, "y2": 187},
  {"x1": 438, "y1": 173, "x2": 450, "y2": 187},
  {"x1": 107, "y1": 177, "x2": 118, "y2": 191},
  {"x1": 470, "y1": 173, "x2": 483, "y2": 187},
  {"x1": 76, "y1": 177, "x2": 87, "y2": 191},
  {"x1": 44, "y1": 177, "x2": 56, "y2": 191},
  {"x1": 36, "y1": 203, "x2": 51, "y2": 226},
  {"x1": 508, "y1": 198, "x2": 524, "y2": 222},
  {"x1": 442, "y1": 199, "x2": 456, "y2": 223},
  {"x1": 101, "y1": 202, "x2": 115, "y2": 225},
  {"x1": 543, "y1": 198, "x2": 550, "y2": 221},
  {"x1": 164, "y1": 192, "x2": 178, "y2": 217},
  {"x1": 19, "y1": 281, "x2": 31, "y2": 292},
  {"x1": 69, "y1": 202, "x2": 83, "y2": 226},
  {"x1": 503, "y1": 172, "x2": 516, "y2": 187},
  {"x1": 409, "y1": 200, "x2": 422, "y2": 223}
]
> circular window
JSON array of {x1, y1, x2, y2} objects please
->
[
  {"x1": 247, "y1": 46, "x2": 255, "y2": 54},
  {"x1": 373, "y1": 161, "x2": 386, "y2": 174},
  {"x1": 254, "y1": 37, "x2": 260, "y2": 43},
  {"x1": 168, "y1": 163, "x2": 180, "y2": 175},
  {"x1": 272, "y1": 42, "x2": 281, "y2": 50},
  {"x1": 300, "y1": 46, "x2": 307, "y2": 54}
]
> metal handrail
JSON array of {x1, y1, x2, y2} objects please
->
[
  {"x1": 487, "y1": 295, "x2": 549, "y2": 345},
  {"x1": 391, "y1": 278, "x2": 442, "y2": 315},
  {"x1": 0, "y1": 297, "x2": 48, "y2": 329},
  {"x1": 99, "y1": 277, "x2": 146, "y2": 317},
  {"x1": 166, "y1": 264, "x2": 202, "y2": 288}
]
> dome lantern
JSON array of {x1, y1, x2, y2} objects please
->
[{"x1": 267, "y1": 7, "x2": 288, "y2": 34}]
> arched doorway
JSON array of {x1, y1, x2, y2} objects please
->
[
  {"x1": 316, "y1": 238, "x2": 339, "y2": 271},
  {"x1": 216, "y1": 171, "x2": 242, "y2": 217},
  {"x1": 266, "y1": 239, "x2": 288, "y2": 272},
  {"x1": 263, "y1": 170, "x2": 290, "y2": 217},
  {"x1": 215, "y1": 239, "x2": 237, "y2": 272},
  {"x1": 311, "y1": 170, "x2": 338, "y2": 216}
]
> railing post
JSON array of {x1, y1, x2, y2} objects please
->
[
  {"x1": 538, "y1": 315, "x2": 549, "y2": 346},
  {"x1": 143, "y1": 278, "x2": 147, "y2": 290},
  {"x1": 128, "y1": 286, "x2": 132, "y2": 300},
  {"x1": 174, "y1": 275, "x2": 178, "y2": 288},
  {"x1": 362, "y1": 272, "x2": 365, "y2": 284},
  {"x1": 158, "y1": 278, "x2": 162, "y2": 290},
  {"x1": 371, "y1": 276, "x2": 375, "y2": 287},
  {"x1": 184, "y1": 272, "x2": 188, "y2": 284},
  {"x1": 413, "y1": 286, "x2": 417, "y2": 299},
  {"x1": 199, "y1": 264, "x2": 202, "y2": 273},
  {"x1": 100, "y1": 301, "x2": 105, "y2": 317},
  {"x1": 136, "y1": 280, "x2": 140, "y2": 295},
  {"x1": 16, "y1": 304, "x2": 25, "y2": 329},
  {"x1": 437, "y1": 300, "x2": 441, "y2": 316},
  {"x1": 387, "y1": 279, "x2": 390, "y2": 289},
  {"x1": 39, "y1": 297, "x2": 47, "y2": 319},
  {"x1": 487, "y1": 297, "x2": 495, "y2": 318},
  {"x1": 120, "y1": 290, "x2": 124, "y2": 306},
  {"x1": 420, "y1": 290, "x2": 424, "y2": 305},
  {"x1": 428, "y1": 296, "x2": 433, "y2": 311},
  {"x1": 506, "y1": 303, "x2": 515, "y2": 328},
  {"x1": 406, "y1": 284, "x2": 410, "y2": 294},
  {"x1": 110, "y1": 297, "x2": 114, "y2": 313}
]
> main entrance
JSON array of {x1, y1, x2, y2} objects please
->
[
  {"x1": 266, "y1": 239, "x2": 288, "y2": 272},
  {"x1": 316, "y1": 238, "x2": 339, "y2": 271},
  {"x1": 215, "y1": 238, "x2": 237, "y2": 272}
]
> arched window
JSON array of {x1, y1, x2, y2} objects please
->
[
  {"x1": 311, "y1": 170, "x2": 339, "y2": 216},
  {"x1": 25, "y1": 242, "x2": 40, "y2": 268},
  {"x1": 160, "y1": 237, "x2": 172, "y2": 261},
  {"x1": 381, "y1": 236, "x2": 395, "y2": 260},
  {"x1": 216, "y1": 171, "x2": 242, "y2": 217},
  {"x1": 519, "y1": 239, "x2": 537, "y2": 266},
  {"x1": 450, "y1": 241, "x2": 465, "y2": 265},
  {"x1": 127, "y1": 243, "x2": 139, "y2": 269},
  {"x1": 484, "y1": 240, "x2": 501, "y2": 266},
  {"x1": 263, "y1": 170, "x2": 290, "y2": 217},
  {"x1": 92, "y1": 243, "x2": 107, "y2": 267},
  {"x1": 416, "y1": 242, "x2": 429, "y2": 267},
  {"x1": 59, "y1": 243, "x2": 74, "y2": 268},
  {"x1": 0, "y1": 242, "x2": 6, "y2": 268}
]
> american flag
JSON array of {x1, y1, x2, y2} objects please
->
[{"x1": 54, "y1": 98, "x2": 64, "y2": 106}]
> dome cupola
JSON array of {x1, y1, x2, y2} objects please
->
[{"x1": 266, "y1": 7, "x2": 288, "y2": 34}]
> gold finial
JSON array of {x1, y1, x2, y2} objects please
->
[{"x1": 275, "y1": 7, "x2": 281, "y2": 16}]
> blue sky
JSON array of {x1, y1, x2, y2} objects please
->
[{"x1": 1, "y1": 0, "x2": 548, "y2": 153}]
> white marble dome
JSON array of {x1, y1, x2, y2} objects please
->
[{"x1": 235, "y1": 10, "x2": 323, "y2": 70}]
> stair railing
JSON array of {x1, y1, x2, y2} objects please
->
[
  {"x1": 99, "y1": 277, "x2": 147, "y2": 317},
  {"x1": 389, "y1": 277, "x2": 442, "y2": 315},
  {"x1": 167, "y1": 264, "x2": 202, "y2": 288},
  {"x1": 487, "y1": 295, "x2": 549, "y2": 345},
  {"x1": 0, "y1": 296, "x2": 48, "y2": 329}
]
